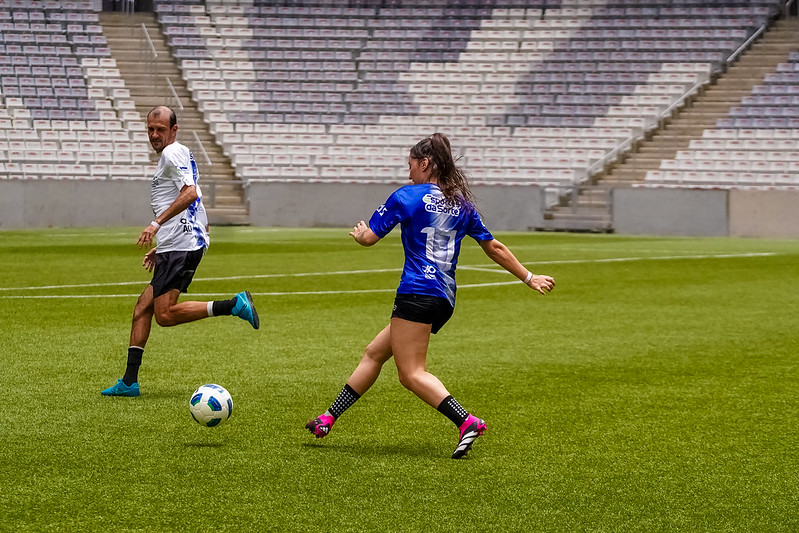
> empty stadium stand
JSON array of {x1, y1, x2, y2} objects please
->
[
  {"x1": 640, "y1": 24, "x2": 799, "y2": 190},
  {"x1": 0, "y1": 0, "x2": 796, "y2": 232},
  {"x1": 151, "y1": 0, "x2": 786, "y2": 222},
  {"x1": 0, "y1": 0, "x2": 154, "y2": 181}
]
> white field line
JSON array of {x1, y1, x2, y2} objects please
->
[
  {"x1": 0, "y1": 268, "x2": 400, "y2": 292},
  {"x1": 0, "y1": 252, "x2": 776, "y2": 299}
]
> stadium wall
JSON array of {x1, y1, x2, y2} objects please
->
[
  {"x1": 246, "y1": 181, "x2": 545, "y2": 231},
  {"x1": 1, "y1": 181, "x2": 795, "y2": 238},
  {"x1": 728, "y1": 189, "x2": 799, "y2": 239},
  {"x1": 0, "y1": 181, "x2": 150, "y2": 229},
  {"x1": 612, "y1": 188, "x2": 799, "y2": 238}
]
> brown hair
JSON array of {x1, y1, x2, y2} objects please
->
[{"x1": 409, "y1": 132, "x2": 475, "y2": 208}]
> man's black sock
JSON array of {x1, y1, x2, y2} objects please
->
[
  {"x1": 122, "y1": 346, "x2": 144, "y2": 386},
  {"x1": 211, "y1": 297, "x2": 237, "y2": 316}
]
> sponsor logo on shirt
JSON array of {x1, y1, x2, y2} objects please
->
[
  {"x1": 422, "y1": 264, "x2": 437, "y2": 279},
  {"x1": 422, "y1": 194, "x2": 460, "y2": 216}
]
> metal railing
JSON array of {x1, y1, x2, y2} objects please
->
[
  {"x1": 165, "y1": 75, "x2": 183, "y2": 111},
  {"x1": 580, "y1": 78, "x2": 706, "y2": 182},
  {"x1": 548, "y1": 73, "x2": 714, "y2": 224},
  {"x1": 726, "y1": 24, "x2": 767, "y2": 67},
  {"x1": 538, "y1": 182, "x2": 614, "y2": 231},
  {"x1": 660, "y1": 79, "x2": 707, "y2": 122},
  {"x1": 192, "y1": 129, "x2": 215, "y2": 207},
  {"x1": 193, "y1": 131, "x2": 212, "y2": 165},
  {"x1": 782, "y1": 0, "x2": 796, "y2": 18},
  {"x1": 140, "y1": 23, "x2": 157, "y2": 59},
  {"x1": 134, "y1": 24, "x2": 218, "y2": 207},
  {"x1": 139, "y1": 23, "x2": 159, "y2": 95}
]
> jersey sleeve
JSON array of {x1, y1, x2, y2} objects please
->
[
  {"x1": 163, "y1": 145, "x2": 195, "y2": 188},
  {"x1": 466, "y1": 207, "x2": 494, "y2": 242},
  {"x1": 368, "y1": 189, "x2": 405, "y2": 238}
]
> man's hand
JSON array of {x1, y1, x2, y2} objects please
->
[
  {"x1": 142, "y1": 248, "x2": 157, "y2": 272},
  {"x1": 137, "y1": 185, "x2": 197, "y2": 249},
  {"x1": 136, "y1": 223, "x2": 158, "y2": 249}
]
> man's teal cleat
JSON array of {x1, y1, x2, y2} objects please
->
[
  {"x1": 101, "y1": 379, "x2": 140, "y2": 397},
  {"x1": 232, "y1": 290, "x2": 259, "y2": 330}
]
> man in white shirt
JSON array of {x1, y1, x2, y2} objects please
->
[{"x1": 102, "y1": 106, "x2": 259, "y2": 397}]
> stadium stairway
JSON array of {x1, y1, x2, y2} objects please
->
[
  {"x1": 543, "y1": 15, "x2": 799, "y2": 232},
  {"x1": 602, "y1": 16, "x2": 799, "y2": 186},
  {"x1": 99, "y1": 12, "x2": 249, "y2": 225}
]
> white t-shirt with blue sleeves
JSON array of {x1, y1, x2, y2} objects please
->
[
  {"x1": 368, "y1": 183, "x2": 493, "y2": 306},
  {"x1": 150, "y1": 141, "x2": 209, "y2": 252}
]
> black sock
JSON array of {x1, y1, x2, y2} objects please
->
[
  {"x1": 437, "y1": 395, "x2": 469, "y2": 427},
  {"x1": 122, "y1": 347, "x2": 144, "y2": 386},
  {"x1": 212, "y1": 297, "x2": 237, "y2": 316},
  {"x1": 327, "y1": 384, "x2": 361, "y2": 419}
]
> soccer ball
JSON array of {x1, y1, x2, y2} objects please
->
[{"x1": 189, "y1": 384, "x2": 233, "y2": 427}]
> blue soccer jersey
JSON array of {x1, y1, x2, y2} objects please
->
[{"x1": 368, "y1": 183, "x2": 494, "y2": 306}]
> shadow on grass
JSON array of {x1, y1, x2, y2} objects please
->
[
  {"x1": 94, "y1": 389, "x2": 188, "y2": 402},
  {"x1": 153, "y1": 387, "x2": 197, "y2": 400},
  {"x1": 300, "y1": 440, "x2": 443, "y2": 459}
]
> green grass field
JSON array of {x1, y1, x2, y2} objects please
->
[{"x1": 1, "y1": 227, "x2": 797, "y2": 532}]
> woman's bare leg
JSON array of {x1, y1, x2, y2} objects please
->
[{"x1": 389, "y1": 317, "x2": 450, "y2": 407}]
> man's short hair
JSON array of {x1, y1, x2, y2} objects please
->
[{"x1": 148, "y1": 106, "x2": 177, "y2": 129}]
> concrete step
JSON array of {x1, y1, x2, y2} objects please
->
[
  {"x1": 538, "y1": 185, "x2": 614, "y2": 232},
  {"x1": 546, "y1": 205, "x2": 610, "y2": 218},
  {"x1": 661, "y1": 124, "x2": 717, "y2": 132},
  {"x1": 540, "y1": 213, "x2": 612, "y2": 233},
  {"x1": 589, "y1": 14, "x2": 791, "y2": 197},
  {"x1": 207, "y1": 209, "x2": 250, "y2": 226},
  {"x1": 99, "y1": 11, "x2": 248, "y2": 225}
]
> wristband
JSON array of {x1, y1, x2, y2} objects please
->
[
  {"x1": 150, "y1": 220, "x2": 161, "y2": 229},
  {"x1": 523, "y1": 271, "x2": 533, "y2": 284}
]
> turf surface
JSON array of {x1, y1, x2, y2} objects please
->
[{"x1": 1, "y1": 227, "x2": 797, "y2": 532}]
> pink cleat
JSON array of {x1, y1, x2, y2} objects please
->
[
  {"x1": 452, "y1": 414, "x2": 486, "y2": 459},
  {"x1": 305, "y1": 414, "x2": 336, "y2": 439}
]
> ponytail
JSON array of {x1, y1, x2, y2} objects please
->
[{"x1": 409, "y1": 133, "x2": 475, "y2": 208}]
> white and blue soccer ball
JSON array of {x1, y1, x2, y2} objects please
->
[{"x1": 189, "y1": 384, "x2": 233, "y2": 427}]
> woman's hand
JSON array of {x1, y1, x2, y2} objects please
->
[
  {"x1": 349, "y1": 221, "x2": 380, "y2": 246},
  {"x1": 526, "y1": 274, "x2": 555, "y2": 295}
]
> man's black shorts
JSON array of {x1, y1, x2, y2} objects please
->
[
  {"x1": 391, "y1": 293, "x2": 454, "y2": 334},
  {"x1": 150, "y1": 248, "x2": 205, "y2": 298}
]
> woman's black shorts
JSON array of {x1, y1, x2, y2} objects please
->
[
  {"x1": 150, "y1": 248, "x2": 205, "y2": 298},
  {"x1": 391, "y1": 293, "x2": 454, "y2": 334}
]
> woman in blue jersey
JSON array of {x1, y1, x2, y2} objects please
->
[{"x1": 306, "y1": 133, "x2": 555, "y2": 458}]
